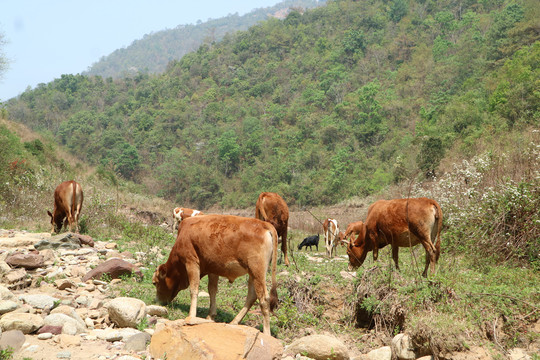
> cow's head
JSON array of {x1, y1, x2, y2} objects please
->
[
  {"x1": 47, "y1": 210, "x2": 63, "y2": 234},
  {"x1": 152, "y1": 263, "x2": 189, "y2": 305},
  {"x1": 152, "y1": 264, "x2": 174, "y2": 305},
  {"x1": 343, "y1": 223, "x2": 369, "y2": 271}
]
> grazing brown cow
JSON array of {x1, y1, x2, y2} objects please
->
[
  {"x1": 323, "y1": 218, "x2": 340, "y2": 258},
  {"x1": 152, "y1": 214, "x2": 278, "y2": 335},
  {"x1": 344, "y1": 198, "x2": 442, "y2": 277},
  {"x1": 172, "y1": 207, "x2": 203, "y2": 232},
  {"x1": 255, "y1": 192, "x2": 290, "y2": 266},
  {"x1": 47, "y1": 180, "x2": 84, "y2": 234}
]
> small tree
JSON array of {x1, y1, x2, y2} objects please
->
[{"x1": 417, "y1": 137, "x2": 445, "y2": 178}]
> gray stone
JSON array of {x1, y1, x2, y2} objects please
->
[
  {"x1": 34, "y1": 233, "x2": 81, "y2": 251},
  {"x1": 124, "y1": 332, "x2": 151, "y2": 352},
  {"x1": 38, "y1": 332, "x2": 54, "y2": 340},
  {"x1": 56, "y1": 351, "x2": 72, "y2": 359},
  {"x1": 19, "y1": 293, "x2": 59, "y2": 309}
]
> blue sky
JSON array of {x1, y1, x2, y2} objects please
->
[{"x1": 0, "y1": 0, "x2": 283, "y2": 101}]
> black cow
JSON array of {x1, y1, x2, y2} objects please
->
[{"x1": 298, "y1": 234, "x2": 319, "y2": 251}]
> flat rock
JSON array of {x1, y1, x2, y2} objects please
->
[
  {"x1": 5, "y1": 251, "x2": 44, "y2": 269},
  {"x1": 149, "y1": 321, "x2": 283, "y2": 360},
  {"x1": 82, "y1": 258, "x2": 142, "y2": 282},
  {"x1": 0, "y1": 329, "x2": 26, "y2": 351}
]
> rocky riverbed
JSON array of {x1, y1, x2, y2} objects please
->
[{"x1": 0, "y1": 229, "x2": 536, "y2": 360}]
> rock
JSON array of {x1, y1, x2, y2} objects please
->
[
  {"x1": 149, "y1": 321, "x2": 283, "y2": 360},
  {"x1": 38, "y1": 332, "x2": 53, "y2": 340},
  {"x1": 391, "y1": 334, "x2": 416, "y2": 360},
  {"x1": 43, "y1": 313, "x2": 86, "y2": 334},
  {"x1": 340, "y1": 271, "x2": 356, "y2": 280},
  {"x1": 59, "y1": 334, "x2": 81, "y2": 347},
  {"x1": 82, "y1": 258, "x2": 143, "y2": 282},
  {"x1": 76, "y1": 234, "x2": 95, "y2": 247},
  {"x1": 4, "y1": 268, "x2": 27, "y2": 285},
  {"x1": 0, "y1": 312, "x2": 44, "y2": 334},
  {"x1": 38, "y1": 325, "x2": 63, "y2": 335},
  {"x1": 146, "y1": 305, "x2": 168, "y2": 317},
  {"x1": 5, "y1": 250, "x2": 44, "y2": 269},
  {"x1": 286, "y1": 334, "x2": 349, "y2": 360},
  {"x1": 19, "y1": 293, "x2": 59, "y2": 309},
  {"x1": 0, "y1": 329, "x2": 26, "y2": 351},
  {"x1": 124, "y1": 332, "x2": 151, "y2": 352},
  {"x1": 0, "y1": 285, "x2": 16, "y2": 301},
  {"x1": 107, "y1": 297, "x2": 146, "y2": 328},
  {"x1": 0, "y1": 300, "x2": 20, "y2": 314},
  {"x1": 56, "y1": 351, "x2": 72, "y2": 359},
  {"x1": 366, "y1": 346, "x2": 392, "y2": 360},
  {"x1": 55, "y1": 279, "x2": 76, "y2": 290},
  {"x1": 34, "y1": 233, "x2": 81, "y2": 251}
]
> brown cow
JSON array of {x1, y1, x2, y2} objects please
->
[
  {"x1": 344, "y1": 198, "x2": 442, "y2": 277},
  {"x1": 152, "y1": 214, "x2": 278, "y2": 335},
  {"x1": 323, "y1": 218, "x2": 339, "y2": 257},
  {"x1": 47, "y1": 180, "x2": 84, "y2": 234},
  {"x1": 255, "y1": 192, "x2": 289, "y2": 266},
  {"x1": 172, "y1": 207, "x2": 203, "y2": 232}
]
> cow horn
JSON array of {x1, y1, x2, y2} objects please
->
[{"x1": 340, "y1": 239, "x2": 350, "y2": 245}]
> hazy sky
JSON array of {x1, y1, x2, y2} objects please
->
[{"x1": 0, "y1": 0, "x2": 283, "y2": 101}]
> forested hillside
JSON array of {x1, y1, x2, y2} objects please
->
[
  {"x1": 4, "y1": 0, "x2": 539, "y2": 209},
  {"x1": 85, "y1": 0, "x2": 325, "y2": 78}
]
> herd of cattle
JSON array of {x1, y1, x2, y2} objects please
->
[{"x1": 48, "y1": 181, "x2": 443, "y2": 335}]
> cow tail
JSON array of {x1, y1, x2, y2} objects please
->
[
  {"x1": 269, "y1": 227, "x2": 279, "y2": 312},
  {"x1": 70, "y1": 181, "x2": 77, "y2": 228},
  {"x1": 433, "y1": 201, "x2": 443, "y2": 262}
]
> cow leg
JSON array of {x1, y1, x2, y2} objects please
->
[
  {"x1": 206, "y1": 274, "x2": 219, "y2": 320},
  {"x1": 392, "y1": 245, "x2": 400, "y2": 271},
  {"x1": 231, "y1": 277, "x2": 257, "y2": 326},
  {"x1": 420, "y1": 239, "x2": 437, "y2": 277},
  {"x1": 185, "y1": 263, "x2": 201, "y2": 321},
  {"x1": 281, "y1": 228, "x2": 289, "y2": 266}
]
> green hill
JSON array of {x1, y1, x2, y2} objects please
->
[
  {"x1": 4, "y1": 0, "x2": 539, "y2": 209},
  {"x1": 84, "y1": 0, "x2": 326, "y2": 78}
]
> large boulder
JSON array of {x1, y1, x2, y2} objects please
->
[
  {"x1": 82, "y1": 258, "x2": 142, "y2": 282},
  {"x1": 5, "y1": 251, "x2": 44, "y2": 269},
  {"x1": 43, "y1": 313, "x2": 87, "y2": 335},
  {"x1": 285, "y1": 334, "x2": 350, "y2": 360},
  {"x1": 0, "y1": 313, "x2": 44, "y2": 334},
  {"x1": 19, "y1": 293, "x2": 59, "y2": 310},
  {"x1": 34, "y1": 233, "x2": 81, "y2": 251},
  {"x1": 107, "y1": 297, "x2": 146, "y2": 328},
  {"x1": 149, "y1": 320, "x2": 283, "y2": 360}
]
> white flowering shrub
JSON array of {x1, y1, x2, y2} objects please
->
[{"x1": 413, "y1": 141, "x2": 540, "y2": 268}]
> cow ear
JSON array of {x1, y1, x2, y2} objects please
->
[
  {"x1": 158, "y1": 265, "x2": 167, "y2": 279},
  {"x1": 47, "y1": 211, "x2": 53, "y2": 218}
]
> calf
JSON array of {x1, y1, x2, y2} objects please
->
[
  {"x1": 323, "y1": 218, "x2": 340, "y2": 257},
  {"x1": 172, "y1": 207, "x2": 203, "y2": 232},
  {"x1": 344, "y1": 197, "x2": 443, "y2": 277},
  {"x1": 153, "y1": 214, "x2": 278, "y2": 335},
  {"x1": 47, "y1": 180, "x2": 83, "y2": 234},
  {"x1": 298, "y1": 234, "x2": 319, "y2": 251}
]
